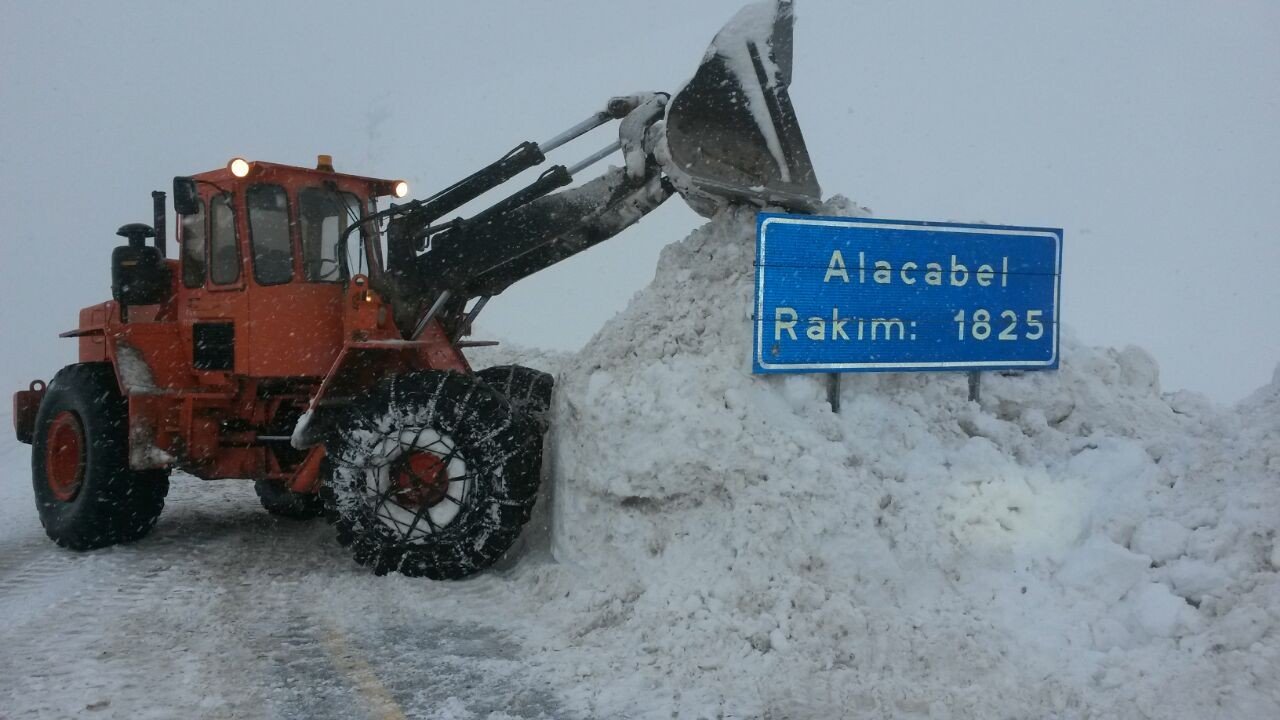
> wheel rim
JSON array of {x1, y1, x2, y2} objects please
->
[
  {"x1": 364, "y1": 428, "x2": 472, "y2": 543},
  {"x1": 394, "y1": 452, "x2": 451, "y2": 508},
  {"x1": 45, "y1": 411, "x2": 86, "y2": 502}
]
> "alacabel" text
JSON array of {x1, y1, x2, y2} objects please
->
[{"x1": 821, "y1": 250, "x2": 1009, "y2": 288}]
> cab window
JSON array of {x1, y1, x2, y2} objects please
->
[
  {"x1": 299, "y1": 187, "x2": 362, "y2": 282},
  {"x1": 209, "y1": 193, "x2": 240, "y2": 285},
  {"x1": 247, "y1": 184, "x2": 293, "y2": 285},
  {"x1": 181, "y1": 199, "x2": 207, "y2": 288}
]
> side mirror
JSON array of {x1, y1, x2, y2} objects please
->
[{"x1": 173, "y1": 176, "x2": 200, "y2": 215}]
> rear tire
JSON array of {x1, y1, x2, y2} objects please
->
[
  {"x1": 31, "y1": 363, "x2": 169, "y2": 551},
  {"x1": 322, "y1": 371, "x2": 543, "y2": 579},
  {"x1": 476, "y1": 365, "x2": 554, "y2": 426},
  {"x1": 254, "y1": 479, "x2": 324, "y2": 519}
]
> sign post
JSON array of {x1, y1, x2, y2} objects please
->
[{"x1": 753, "y1": 214, "x2": 1061, "y2": 384}]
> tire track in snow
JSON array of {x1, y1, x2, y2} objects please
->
[
  {"x1": 0, "y1": 478, "x2": 343, "y2": 717},
  {"x1": 0, "y1": 466, "x2": 573, "y2": 719},
  {"x1": 0, "y1": 539, "x2": 120, "y2": 631}
]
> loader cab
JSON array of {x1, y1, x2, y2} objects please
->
[{"x1": 174, "y1": 157, "x2": 405, "y2": 378}]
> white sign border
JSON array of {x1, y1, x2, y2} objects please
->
[{"x1": 754, "y1": 215, "x2": 1062, "y2": 372}]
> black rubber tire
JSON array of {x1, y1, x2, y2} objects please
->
[
  {"x1": 254, "y1": 479, "x2": 324, "y2": 519},
  {"x1": 322, "y1": 370, "x2": 544, "y2": 579},
  {"x1": 31, "y1": 363, "x2": 169, "y2": 551},
  {"x1": 476, "y1": 365, "x2": 554, "y2": 426}
]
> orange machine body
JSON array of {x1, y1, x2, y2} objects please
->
[{"x1": 24, "y1": 160, "x2": 469, "y2": 493}]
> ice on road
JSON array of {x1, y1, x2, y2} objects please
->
[{"x1": 0, "y1": 449, "x2": 571, "y2": 720}]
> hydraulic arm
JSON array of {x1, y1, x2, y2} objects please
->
[
  {"x1": 357, "y1": 0, "x2": 821, "y2": 341},
  {"x1": 368, "y1": 93, "x2": 673, "y2": 337},
  {"x1": 382, "y1": 96, "x2": 652, "y2": 272}
]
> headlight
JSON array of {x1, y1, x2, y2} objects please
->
[
  {"x1": 228, "y1": 157, "x2": 251, "y2": 178},
  {"x1": 393, "y1": 180, "x2": 409, "y2": 198}
]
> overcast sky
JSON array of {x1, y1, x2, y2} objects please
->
[{"x1": 1, "y1": 1, "x2": 1276, "y2": 402}]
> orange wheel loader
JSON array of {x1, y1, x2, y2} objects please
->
[{"x1": 10, "y1": 1, "x2": 821, "y2": 579}]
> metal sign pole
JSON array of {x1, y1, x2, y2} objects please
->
[
  {"x1": 827, "y1": 373, "x2": 841, "y2": 413},
  {"x1": 967, "y1": 371, "x2": 981, "y2": 402}
]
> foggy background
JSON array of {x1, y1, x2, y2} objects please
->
[{"x1": 1, "y1": 0, "x2": 1276, "y2": 403}]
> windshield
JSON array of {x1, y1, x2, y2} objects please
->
[{"x1": 299, "y1": 187, "x2": 363, "y2": 282}]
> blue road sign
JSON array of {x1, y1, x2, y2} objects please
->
[{"x1": 753, "y1": 213, "x2": 1061, "y2": 374}]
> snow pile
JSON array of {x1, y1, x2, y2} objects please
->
[{"x1": 528, "y1": 199, "x2": 1279, "y2": 717}]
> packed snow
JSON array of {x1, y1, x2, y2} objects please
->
[
  {"x1": 539, "y1": 198, "x2": 1279, "y2": 717},
  {"x1": 2, "y1": 199, "x2": 1277, "y2": 718}
]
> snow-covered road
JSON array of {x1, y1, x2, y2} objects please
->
[{"x1": 0, "y1": 434, "x2": 572, "y2": 720}]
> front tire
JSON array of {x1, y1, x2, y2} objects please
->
[
  {"x1": 32, "y1": 363, "x2": 169, "y2": 550},
  {"x1": 322, "y1": 371, "x2": 543, "y2": 579},
  {"x1": 476, "y1": 365, "x2": 554, "y2": 426}
]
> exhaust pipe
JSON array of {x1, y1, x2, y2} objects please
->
[{"x1": 151, "y1": 190, "x2": 167, "y2": 257}]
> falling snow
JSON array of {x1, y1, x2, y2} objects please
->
[{"x1": 3, "y1": 203, "x2": 1276, "y2": 718}]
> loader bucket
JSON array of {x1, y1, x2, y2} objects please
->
[{"x1": 664, "y1": 0, "x2": 822, "y2": 212}]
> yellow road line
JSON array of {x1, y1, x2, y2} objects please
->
[{"x1": 318, "y1": 619, "x2": 408, "y2": 720}]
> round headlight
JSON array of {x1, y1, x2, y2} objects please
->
[
  {"x1": 393, "y1": 180, "x2": 409, "y2": 198},
  {"x1": 228, "y1": 157, "x2": 251, "y2": 178}
]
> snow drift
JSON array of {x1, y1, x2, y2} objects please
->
[{"x1": 525, "y1": 198, "x2": 1279, "y2": 718}]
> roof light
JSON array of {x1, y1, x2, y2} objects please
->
[
  {"x1": 393, "y1": 180, "x2": 409, "y2": 198},
  {"x1": 228, "y1": 157, "x2": 251, "y2": 178}
]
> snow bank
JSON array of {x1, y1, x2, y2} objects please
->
[{"x1": 530, "y1": 199, "x2": 1279, "y2": 717}]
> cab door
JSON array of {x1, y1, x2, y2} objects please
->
[
  {"x1": 177, "y1": 190, "x2": 249, "y2": 379},
  {"x1": 241, "y1": 182, "x2": 346, "y2": 378}
]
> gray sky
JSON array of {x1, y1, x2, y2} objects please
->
[{"x1": 1, "y1": 1, "x2": 1276, "y2": 402}]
